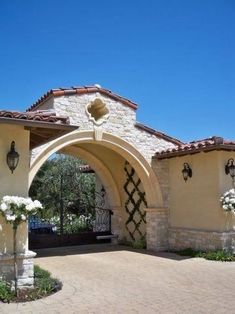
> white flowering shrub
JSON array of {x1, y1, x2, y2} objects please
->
[
  {"x1": 0, "y1": 196, "x2": 43, "y2": 294},
  {"x1": 0, "y1": 196, "x2": 43, "y2": 226},
  {"x1": 49, "y1": 213, "x2": 94, "y2": 234},
  {"x1": 220, "y1": 189, "x2": 235, "y2": 214}
]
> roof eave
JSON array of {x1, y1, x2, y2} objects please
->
[
  {"x1": 0, "y1": 117, "x2": 78, "y2": 150},
  {"x1": 154, "y1": 145, "x2": 235, "y2": 159},
  {"x1": 135, "y1": 122, "x2": 183, "y2": 146},
  {"x1": 0, "y1": 116, "x2": 77, "y2": 131}
]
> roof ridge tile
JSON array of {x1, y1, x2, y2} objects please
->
[{"x1": 26, "y1": 86, "x2": 138, "y2": 111}]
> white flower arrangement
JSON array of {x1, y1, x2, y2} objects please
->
[
  {"x1": 0, "y1": 195, "x2": 43, "y2": 294},
  {"x1": 0, "y1": 195, "x2": 42, "y2": 225},
  {"x1": 220, "y1": 189, "x2": 235, "y2": 214}
]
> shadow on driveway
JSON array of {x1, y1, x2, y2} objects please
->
[{"x1": 34, "y1": 243, "x2": 191, "y2": 261}]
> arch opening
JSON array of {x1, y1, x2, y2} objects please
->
[
  {"x1": 30, "y1": 130, "x2": 163, "y2": 208},
  {"x1": 29, "y1": 130, "x2": 163, "y2": 245}
]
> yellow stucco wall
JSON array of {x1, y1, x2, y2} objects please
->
[
  {"x1": 0, "y1": 124, "x2": 30, "y2": 254},
  {"x1": 168, "y1": 150, "x2": 235, "y2": 232}
]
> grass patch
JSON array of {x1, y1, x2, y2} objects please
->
[
  {"x1": 118, "y1": 236, "x2": 147, "y2": 249},
  {"x1": 175, "y1": 248, "x2": 235, "y2": 262},
  {"x1": 0, "y1": 265, "x2": 62, "y2": 303},
  {"x1": 132, "y1": 236, "x2": 147, "y2": 249}
]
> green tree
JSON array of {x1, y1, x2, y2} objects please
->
[{"x1": 29, "y1": 154, "x2": 96, "y2": 233}]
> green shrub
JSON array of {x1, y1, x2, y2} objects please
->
[
  {"x1": 34, "y1": 265, "x2": 51, "y2": 278},
  {"x1": 0, "y1": 265, "x2": 62, "y2": 303},
  {"x1": 0, "y1": 280, "x2": 14, "y2": 303},
  {"x1": 33, "y1": 265, "x2": 62, "y2": 297},
  {"x1": 197, "y1": 250, "x2": 235, "y2": 262},
  {"x1": 133, "y1": 236, "x2": 147, "y2": 249},
  {"x1": 175, "y1": 248, "x2": 235, "y2": 261},
  {"x1": 50, "y1": 214, "x2": 94, "y2": 234},
  {"x1": 118, "y1": 236, "x2": 147, "y2": 249},
  {"x1": 35, "y1": 277, "x2": 60, "y2": 295}
]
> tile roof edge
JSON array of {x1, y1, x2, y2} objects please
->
[
  {"x1": 0, "y1": 110, "x2": 70, "y2": 125},
  {"x1": 26, "y1": 86, "x2": 138, "y2": 112},
  {"x1": 154, "y1": 143, "x2": 235, "y2": 159},
  {"x1": 135, "y1": 122, "x2": 183, "y2": 146}
]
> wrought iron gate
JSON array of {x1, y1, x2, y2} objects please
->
[{"x1": 29, "y1": 187, "x2": 113, "y2": 249}]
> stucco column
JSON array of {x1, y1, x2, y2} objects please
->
[
  {"x1": 0, "y1": 125, "x2": 35, "y2": 288},
  {"x1": 145, "y1": 207, "x2": 169, "y2": 251}
]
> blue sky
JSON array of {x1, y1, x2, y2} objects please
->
[{"x1": 0, "y1": 0, "x2": 234, "y2": 142}]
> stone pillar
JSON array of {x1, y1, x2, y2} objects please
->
[
  {"x1": 145, "y1": 207, "x2": 169, "y2": 251},
  {"x1": 0, "y1": 251, "x2": 36, "y2": 288}
]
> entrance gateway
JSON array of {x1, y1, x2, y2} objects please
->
[
  {"x1": 28, "y1": 85, "x2": 178, "y2": 249},
  {"x1": 0, "y1": 85, "x2": 234, "y2": 288}
]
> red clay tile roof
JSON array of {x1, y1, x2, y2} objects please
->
[
  {"x1": 0, "y1": 110, "x2": 77, "y2": 149},
  {"x1": 135, "y1": 122, "x2": 183, "y2": 146},
  {"x1": 27, "y1": 86, "x2": 138, "y2": 112},
  {"x1": 0, "y1": 110, "x2": 70, "y2": 125},
  {"x1": 155, "y1": 136, "x2": 235, "y2": 159}
]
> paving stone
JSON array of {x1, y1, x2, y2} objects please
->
[{"x1": 1, "y1": 244, "x2": 235, "y2": 313}]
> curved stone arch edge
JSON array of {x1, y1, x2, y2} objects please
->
[{"x1": 29, "y1": 130, "x2": 163, "y2": 207}]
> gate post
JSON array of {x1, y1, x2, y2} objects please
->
[
  {"x1": 111, "y1": 207, "x2": 123, "y2": 242},
  {"x1": 145, "y1": 207, "x2": 169, "y2": 251}
]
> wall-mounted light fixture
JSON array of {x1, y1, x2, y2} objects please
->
[
  {"x1": 182, "y1": 163, "x2": 192, "y2": 182},
  {"x1": 7, "y1": 141, "x2": 19, "y2": 174},
  {"x1": 225, "y1": 158, "x2": 235, "y2": 179}
]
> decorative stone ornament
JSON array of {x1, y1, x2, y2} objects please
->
[
  {"x1": 86, "y1": 98, "x2": 110, "y2": 126},
  {"x1": 94, "y1": 125, "x2": 103, "y2": 141}
]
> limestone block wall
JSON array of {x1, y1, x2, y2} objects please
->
[
  {"x1": 169, "y1": 228, "x2": 235, "y2": 253},
  {"x1": 29, "y1": 91, "x2": 180, "y2": 251},
  {"x1": 152, "y1": 158, "x2": 170, "y2": 208},
  {"x1": 146, "y1": 208, "x2": 169, "y2": 251},
  {"x1": 0, "y1": 251, "x2": 36, "y2": 288},
  {"x1": 31, "y1": 93, "x2": 176, "y2": 165}
]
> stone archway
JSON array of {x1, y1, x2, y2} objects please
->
[
  {"x1": 30, "y1": 130, "x2": 163, "y2": 208},
  {"x1": 29, "y1": 130, "x2": 164, "y2": 243}
]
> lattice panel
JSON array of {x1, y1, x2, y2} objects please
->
[{"x1": 124, "y1": 161, "x2": 147, "y2": 241}]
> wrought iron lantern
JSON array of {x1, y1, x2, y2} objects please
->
[
  {"x1": 225, "y1": 158, "x2": 235, "y2": 179},
  {"x1": 7, "y1": 141, "x2": 19, "y2": 173},
  {"x1": 182, "y1": 163, "x2": 192, "y2": 182}
]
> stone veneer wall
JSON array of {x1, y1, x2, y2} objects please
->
[
  {"x1": 145, "y1": 159, "x2": 170, "y2": 251},
  {"x1": 0, "y1": 251, "x2": 36, "y2": 288},
  {"x1": 55, "y1": 94, "x2": 176, "y2": 163},
  {"x1": 169, "y1": 228, "x2": 235, "y2": 253},
  {"x1": 30, "y1": 92, "x2": 178, "y2": 251},
  {"x1": 146, "y1": 209, "x2": 169, "y2": 251},
  {"x1": 152, "y1": 159, "x2": 170, "y2": 208},
  {"x1": 31, "y1": 93, "x2": 176, "y2": 164}
]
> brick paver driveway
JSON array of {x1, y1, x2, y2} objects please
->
[{"x1": 1, "y1": 244, "x2": 235, "y2": 314}]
